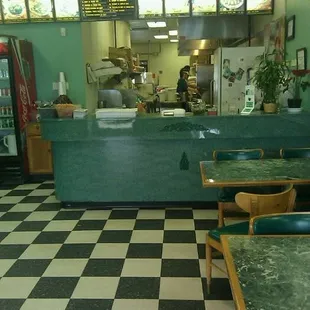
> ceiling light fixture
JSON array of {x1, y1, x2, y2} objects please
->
[
  {"x1": 154, "y1": 35, "x2": 169, "y2": 39},
  {"x1": 147, "y1": 21, "x2": 166, "y2": 28},
  {"x1": 170, "y1": 39, "x2": 179, "y2": 43},
  {"x1": 169, "y1": 30, "x2": 178, "y2": 36}
]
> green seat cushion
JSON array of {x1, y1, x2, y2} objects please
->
[
  {"x1": 218, "y1": 186, "x2": 284, "y2": 203},
  {"x1": 252, "y1": 214, "x2": 310, "y2": 235},
  {"x1": 214, "y1": 150, "x2": 262, "y2": 161},
  {"x1": 208, "y1": 221, "x2": 249, "y2": 242},
  {"x1": 281, "y1": 148, "x2": 310, "y2": 159}
]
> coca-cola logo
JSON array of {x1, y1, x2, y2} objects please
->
[{"x1": 19, "y1": 84, "x2": 28, "y2": 125}]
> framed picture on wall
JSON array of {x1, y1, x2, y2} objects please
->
[
  {"x1": 286, "y1": 15, "x2": 295, "y2": 41},
  {"x1": 296, "y1": 48, "x2": 307, "y2": 70}
]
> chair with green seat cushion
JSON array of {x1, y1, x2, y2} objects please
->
[
  {"x1": 206, "y1": 184, "x2": 296, "y2": 294},
  {"x1": 214, "y1": 149, "x2": 283, "y2": 227},
  {"x1": 280, "y1": 148, "x2": 310, "y2": 209},
  {"x1": 250, "y1": 213, "x2": 310, "y2": 235}
]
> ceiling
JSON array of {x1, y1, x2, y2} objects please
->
[{"x1": 129, "y1": 19, "x2": 179, "y2": 43}]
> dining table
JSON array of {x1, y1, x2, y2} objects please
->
[
  {"x1": 200, "y1": 158, "x2": 310, "y2": 187},
  {"x1": 221, "y1": 235, "x2": 310, "y2": 310}
]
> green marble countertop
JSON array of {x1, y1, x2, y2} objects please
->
[
  {"x1": 41, "y1": 112, "x2": 310, "y2": 142},
  {"x1": 224, "y1": 236, "x2": 310, "y2": 310},
  {"x1": 200, "y1": 158, "x2": 310, "y2": 187}
]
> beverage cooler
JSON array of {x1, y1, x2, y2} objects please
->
[{"x1": 0, "y1": 37, "x2": 36, "y2": 184}]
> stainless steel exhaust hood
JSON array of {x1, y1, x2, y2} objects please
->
[{"x1": 178, "y1": 16, "x2": 249, "y2": 56}]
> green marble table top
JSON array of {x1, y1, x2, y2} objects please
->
[
  {"x1": 200, "y1": 158, "x2": 310, "y2": 187},
  {"x1": 222, "y1": 236, "x2": 310, "y2": 310}
]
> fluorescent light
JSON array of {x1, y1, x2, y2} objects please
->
[
  {"x1": 154, "y1": 35, "x2": 168, "y2": 39},
  {"x1": 170, "y1": 39, "x2": 179, "y2": 43},
  {"x1": 147, "y1": 21, "x2": 166, "y2": 28},
  {"x1": 169, "y1": 30, "x2": 178, "y2": 36}
]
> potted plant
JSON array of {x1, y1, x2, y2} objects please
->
[
  {"x1": 253, "y1": 51, "x2": 288, "y2": 113},
  {"x1": 286, "y1": 70, "x2": 310, "y2": 109}
]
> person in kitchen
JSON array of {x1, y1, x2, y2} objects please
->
[
  {"x1": 177, "y1": 69, "x2": 189, "y2": 97},
  {"x1": 177, "y1": 69, "x2": 190, "y2": 111},
  {"x1": 180, "y1": 65, "x2": 191, "y2": 76}
]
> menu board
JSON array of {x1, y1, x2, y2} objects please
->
[
  {"x1": 2, "y1": 0, "x2": 28, "y2": 23},
  {"x1": 165, "y1": 0, "x2": 190, "y2": 17},
  {"x1": 28, "y1": 0, "x2": 54, "y2": 21},
  {"x1": 80, "y1": 0, "x2": 136, "y2": 21},
  {"x1": 138, "y1": 0, "x2": 163, "y2": 18},
  {"x1": 219, "y1": 0, "x2": 245, "y2": 15},
  {"x1": 55, "y1": 0, "x2": 80, "y2": 20},
  {"x1": 192, "y1": 0, "x2": 216, "y2": 16},
  {"x1": 247, "y1": 0, "x2": 273, "y2": 14}
]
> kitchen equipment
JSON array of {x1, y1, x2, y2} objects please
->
[
  {"x1": 2, "y1": 134, "x2": 17, "y2": 155},
  {"x1": 119, "y1": 89, "x2": 137, "y2": 108},
  {"x1": 196, "y1": 65, "x2": 214, "y2": 106},
  {"x1": 161, "y1": 109, "x2": 186, "y2": 117},
  {"x1": 158, "y1": 90, "x2": 167, "y2": 102},
  {"x1": 145, "y1": 72, "x2": 154, "y2": 84},
  {"x1": 213, "y1": 46, "x2": 265, "y2": 115},
  {"x1": 167, "y1": 88, "x2": 177, "y2": 101},
  {"x1": 73, "y1": 109, "x2": 88, "y2": 119},
  {"x1": 134, "y1": 74, "x2": 144, "y2": 84},
  {"x1": 96, "y1": 108, "x2": 137, "y2": 119},
  {"x1": 98, "y1": 89, "x2": 123, "y2": 108}
]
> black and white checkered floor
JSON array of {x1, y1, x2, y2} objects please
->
[{"x1": 0, "y1": 181, "x2": 233, "y2": 310}]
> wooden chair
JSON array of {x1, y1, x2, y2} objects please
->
[
  {"x1": 249, "y1": 212, "x2": 310, "y2": 235},
  {"x1": 214, "y1": 149, "x2": 265, "y2": 227},
  {"x1": 280, "y1": 148, "x2": 310, "y2": 209},
  {"x1": 206, "y1": 184, "x2": 296, "y2": 293}
]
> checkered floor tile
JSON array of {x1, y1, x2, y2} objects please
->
[{"x1": 0, "y1": 181, "x2": 234, "y2": 310}]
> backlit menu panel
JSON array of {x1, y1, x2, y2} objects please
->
[
  {"x1": 219, "y1": 0, "x2": 245, "y2": 15},
  {"x1": 192, "y1": 0, "x2": 216, "y2": 16},
  {"x1": 138, "y1": 0, "x2": 163, "y2": 18},
  {"x1": 247, "y1": 0, "x2": 273, "y2": 14},
  {"x1": 55, "y1": 0, "x2": 80, "y2": 20},
  {"x1": 165, "y1": 0, "x2": 190, "y2": 17},
  {"x1": 2, "y1": 0, "x2": 28, "y2": 23},
  {"x1": 80, "y1": 0, "x2": 136, "y2": 21},
  {"x1": 28, "y1": 0, "x2": 53, "y2": 22}
]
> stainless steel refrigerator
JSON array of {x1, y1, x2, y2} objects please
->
[{"x1": 213, "y1": 46, "x2": 265, "y2": 115}]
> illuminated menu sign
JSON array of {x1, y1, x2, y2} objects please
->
[
  {"x1": 28, "y1": 0, "x2": 53, "y2": 21},
  {"x1": 192, "y1": 0, "x2": 216, "y2": 16},
  {"x1": 247, "y1": 0, "x2": 273, "y2": 14},
  {"x1": 80, "y1": 0, "x2": 136, "y2": 20},
  {"x1": 2, "y1": 0, "x2": 28, "y2": 23},
  {"x1": 165, "y1": 0, "x2": 190, "y2": 17},
  {"x1": 55, "y1": 0, "x2": 80, "y2": 20},
  {"x1": 138, "y1": 0, "x2": 163, "y2": 18},
  {"x1": 219, "y1": 0, "x2": 245, "y2": 15}
]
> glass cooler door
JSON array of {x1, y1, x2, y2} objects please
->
[{"x1": 0, "y1": 58, "x2": 17, "y2": 157}]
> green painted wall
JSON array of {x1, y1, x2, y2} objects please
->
[
  {"x1": 0, "y1": 23, "x2": 86, "y2": 106},
  {"x1": 286, "y1": 0, "x2": 310, "y2": 109}
]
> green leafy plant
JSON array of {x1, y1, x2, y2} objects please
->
[
  {"x1": 286, "y1": 70, "x2": 310, "y2": 99},
  {"x1": 253, "y1": 50, "x2": 288, "y2": 103}
]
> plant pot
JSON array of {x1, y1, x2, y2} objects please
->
[
  {"x1": 263, "y1": 103, "x2": 278, "y2": 114},
  {"x1": 288, "y1": 98, "x2": 302, "y2": 109}
]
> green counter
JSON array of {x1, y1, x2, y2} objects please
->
[{"x1": 41, "y1": 113, "x2": 310, "y2": 205}]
